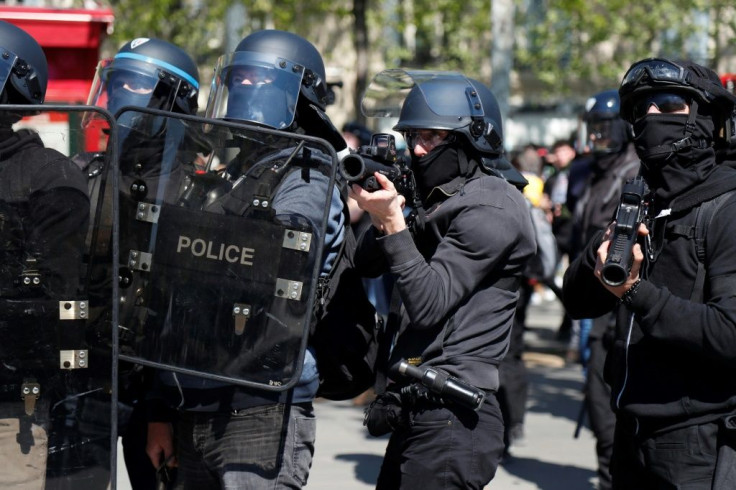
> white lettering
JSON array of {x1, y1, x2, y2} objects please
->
[
  {"x1": 206, "y1": 241, "x2": 221, "y2": 260},
  {"x1": 225, "y1": 245, "x2": 240, "y2": 263},
  {"x1": 177, "y1": 235, "x2": 191, "y2": 253},
  {"x1": 241, "y1": 247, "x2": 255, "y2": 266},
  {"x1": 176, "y1": 235, "x2": 255, "y2": 267},
  {"x1": 191, "y1": 239, "x2": 206, "y2": 256}
]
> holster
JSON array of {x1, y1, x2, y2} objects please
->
[{"x1": 363, "y1": 391, "x2": 405, "y2": 437}]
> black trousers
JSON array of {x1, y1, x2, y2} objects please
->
[
  {"x1": 498, "y1": 280, "x2": 531, "y2": 448},
  {"x1": 612, "y1": 414, "x2": 736, "y2": 490},
  {"x1": 376, "y1": 394, "x2": 505, "y2": 490},
  {"x1": 584, "y1": 317, "x2": 615, "y2": 490}
]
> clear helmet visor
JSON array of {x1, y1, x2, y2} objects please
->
[
  {"x1": 360, "y1": 69, "x2": 476, "y2": 121},
  {"x1": 204, "y1": 51, "x2": 304, "y2": 130},
  {"x1": 585, "y1": 119, "x2": 619, "y2": 153},
  {"x1": 87, "y1": 58, "x2": 182, "y2": 114},
  {"x1": 85, "y1": 57, "x2": 187, "y2": 129}
]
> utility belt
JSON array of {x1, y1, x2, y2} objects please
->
[
  {"x1": 622, "y1": 409, "x2": 736, "y2": 440},
  {"x1": 363, "y1": 376, "x2": 490, "y2": 438}
]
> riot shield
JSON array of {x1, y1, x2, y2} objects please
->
[
  {"x1": 0, "y1": 105, "x2": 118, "y2": 489},
  {"x1": 115, "y1": 107, "x2": 335, "y2": 391}
]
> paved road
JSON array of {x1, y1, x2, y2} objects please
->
[{"x1": 118, "y1": 294, "x2": 599, "y2": 490}]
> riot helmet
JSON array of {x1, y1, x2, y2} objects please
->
[
  {"x1": 361, "y1": 70, "x2": 526, "y2": 190},
  {"x1": 582, "y1": 89, "x2": 632, "y2": 155},
  {"x1": 619, "y1": 58, "x2": 736, "y2": 145},
  {"x1": 391, "y1": 74, "x2": 504, "y2": 156},
  {"x1": 87, "y1": 38, "x2": 200, "y2": 117},
  {"x1": 0, "y1": 20, "x2": 47, "y2": 105},
  {"x1": 205, "y1": 29, "x2": 329, "y2": 130}
]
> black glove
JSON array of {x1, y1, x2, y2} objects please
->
[
  {"x1": 363, "y1": 391, "x2": 405, "y2": 437},
  {"x1": 400, "y1": 383, "x2": 445, "y2": 407}
]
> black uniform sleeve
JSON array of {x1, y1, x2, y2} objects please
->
[
  {"x1": 561, "y1": 230, "x2": 619, "y2": 319},
  {"x1": 377, "y1": 186, "x2": 531, "y2": 330},
  {"x1": 352, "y1": 220, "x2": 390, "y2": 278}
]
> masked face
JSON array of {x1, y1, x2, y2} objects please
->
[
  {"x1": 410, "y1": 140, "x2": 460, "y2": 201},
  {"x1": 225, "y1": 83, "x2": 293, "y2": 129},
  {"x1": 633, "y1": 113, "x2": 690, "y2": 168},
  {"x1": 634, "y1": 112, "x2": 718, "y2": 202}
]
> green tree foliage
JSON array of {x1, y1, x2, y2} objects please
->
[
  {"x1": 106, "y1": 0, "x2": 227, "y2": 67},
  {"x1": 105, "y1": 0, "x2": 736, "y2": 113},
  {"x1": 515, "y1": 0, "x2": 736, "y2": 96},
  {"x1": 107, "y1": 0, "x2": 340, "y2": 71},
  {"x1": 380, "y1": 0, "x2": 491, "y2": 77}
]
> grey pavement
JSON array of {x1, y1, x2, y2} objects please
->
[{"x1": 117, "y1": 291, "x2": 599, "y2": 490}]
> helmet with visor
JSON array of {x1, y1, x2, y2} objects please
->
[
  {"x1": 0, "y1": 20, "x2": 47, "y2": 105},
  {"x1": 619, "y1": 58, "x2": 736, "y2": 143},
  {"x1": 87, "y1": 38, "x2": 200, "y2": 117},
  {"x1": 205, "y1": 30, "x2": 329, "y2": 130}
]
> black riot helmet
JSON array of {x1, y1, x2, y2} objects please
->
[
  {"x1": 391, "y1": 74, "x2": 504, "y2": 156},
  {"x1": 0, "y1": 20, "x2": 47, "y2": 105},
  {"x1": 582, "y1": 89, "x2": 632, "y2": 155},
  {"x1": 619, "y1": 57, "x2": 736, "y2": 145},
  {"x1": 205, "y1": 29, "x2": 330, "y2": 130},
  {"x1": 361, "y1": 70, "x2": 526, "y2": 188},
  {"x1": 87, "y1": 38, "x2": 200, "y2": 117}
]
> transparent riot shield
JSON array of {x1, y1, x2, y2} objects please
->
[
  {"x1": 115, "y1": 107, "x2": 335, "y2": 391},
  {"x1": 0, "y1": 105, "x2": 118, "y2": 489}
]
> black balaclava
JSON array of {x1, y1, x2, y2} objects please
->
[
  {"x1": 630, "y1": 59, "x2": 732, "y2": 205},
  {"x1": 633, "y1": 99, "x2": 717, "y2": 204},
  {"x1": 411, "y1": 137, "x2": 463, "y2": 204}
]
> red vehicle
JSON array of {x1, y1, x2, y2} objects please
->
[
  {"x1": 722, "y1": 73, "x2": 736, "y2": 94},
  {"x1": 0, "y1": 6, "x2": 114, "y2": 152}
]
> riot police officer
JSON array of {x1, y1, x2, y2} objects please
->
[
  {"x1": 87, "y1": 37, "x2": 200, "y2": 194},
  {"x1": 564, "y1": 58, "x2": 736, "y2": 488},
  {"x1": 86, "y1": 37, "x2": 201, "y2": 490},
  {"x1": 145, "y1": 30, "x2": 346, "y2": 490},
  {"x1": 353, "y1": 71, "x2": 535, "y2": 489},
  {"x1": 0, "y1": 20, "x2": 93, "y2": 489},
  {"x1": 569, "y1": 89, "x2": 639, "y2": 490}
]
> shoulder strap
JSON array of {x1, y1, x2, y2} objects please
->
[
  {"x1": 690, "y1": 190, "x2": 736, "y2": 302},
  {"x1": 601, "y1": 156, "x2": 640, "y2": 205},
  {"x1": 312, "y1": 175, "x2": 352, "y2": 323}
]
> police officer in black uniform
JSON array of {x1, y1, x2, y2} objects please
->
[
  {"x1": 570, "y1": 89, "x2": 639, "y2": 490},
  {"x1": 563, "y1": 58, "x2": 736, "y2": 489},
  {"x1": 86, "y1": 37, "x2": 201, "y2": 490},
  {"x1": 353, "y1": 71, "x2": 535, "y2": 489},
  {"x1": 0, "y1": 20, "x2": 94, "y2": 489}
]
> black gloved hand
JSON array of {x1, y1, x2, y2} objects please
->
[
  {"x1": 363, "y1": 391, "x2": 405, "y2": 437},
  {"x1": 400, "y1": 383, "x2": 445, "y2": 407}
]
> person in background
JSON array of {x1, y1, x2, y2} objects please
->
[
  {"x1": 86, "y1": 36, "x2": 201, "y2": 490},
  {"x1": 566, "y1": 89, "x2": 639, "y2": 490},
  {"x1": 342, "y1": 120, "x2": 372, "y2": 151}
]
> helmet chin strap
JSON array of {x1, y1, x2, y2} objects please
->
[{"x1": 638, "y1": 100, "x2": 709, "y2": 161}]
